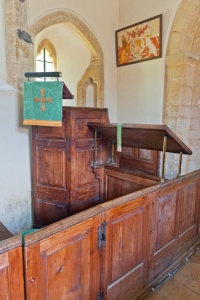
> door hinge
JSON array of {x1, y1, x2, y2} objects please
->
[
  {"x1": 97, "y1": 289, "x2": 104, "y2": 300},
  {"x1": 98, "y1": 222, "x2": 106, "y2": 249}
]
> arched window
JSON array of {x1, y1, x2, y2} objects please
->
[{"x1": 36, "y1": 39, "x2": 57, "y2": 81}]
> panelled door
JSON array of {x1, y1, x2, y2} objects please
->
[
  {"x1": 101, "y1": 196, "x2": 150, "y2": 300},
  {"x1": 24, "y1": 215, "x2": 101, "y2": 300}
]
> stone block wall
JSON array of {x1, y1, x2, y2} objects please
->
[{"x1": 164, "y1": 0, "x2": 200, "y2": 176}]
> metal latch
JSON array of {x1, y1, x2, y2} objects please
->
[
  {"x1": 98, "y1": 222, "x2": 106, "y2": 249},
  {"x1": 97, "y1": 289, "x2": 104, "y2": 300}
]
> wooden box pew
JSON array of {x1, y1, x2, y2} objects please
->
[
  {"x1": 1, "y1": 170, "x2": 200, "y2": 299},
  {"x1": 1, "y1": 107, "x2": 199, "y2": 299},
  {"x1": 26, "y1": 107, "x2": 198, "y2": 299},
  {"x1": 22, "y1": 169, "x2": 200, "y2": 300}
]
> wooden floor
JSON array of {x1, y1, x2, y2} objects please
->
[{"x1": 144, "y1": 249, "x2": 200, "y2": 300}]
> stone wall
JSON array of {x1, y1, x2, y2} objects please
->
[
  {"x1": 5, "y1": 0, "x2": 34, "y2": 89},
  {"x1": 164, "y1": 0, "x2": 200, "y2": 176}
]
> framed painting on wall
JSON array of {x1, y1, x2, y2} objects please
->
[{"x1": 115, "y1": 14, "x2": 162, "y2": 67}]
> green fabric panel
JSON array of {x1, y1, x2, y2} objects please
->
[
  {"x1": 117, "y1": 123, "x2": 122, "y2": 152},
  {"x1": 24, "y1": 81, "x2": 63, "y2": 121}
]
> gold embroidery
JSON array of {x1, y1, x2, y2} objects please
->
[{"x1": 34, "y1": 88, "x2": 52, "y2": 112}]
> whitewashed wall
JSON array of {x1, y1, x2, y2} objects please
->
[
  {"x1": 0, "y1": 89, "x2": 32, "y2": 234},
  {"x1": 117, "y1": 0, "x2": 181, "y2": 124},
  {"x1": 0, "y1": 0, "x2": 32, "y2": 234}
]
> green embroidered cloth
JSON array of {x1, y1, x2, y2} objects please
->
[
  {"x1": 23, "y1": 81, "x2": 63, "y2": 126},
  {"x1": 117, "y1": 123, "x2": 122, "y2": 152}
]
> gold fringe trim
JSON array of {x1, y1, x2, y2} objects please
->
[{"x1": 23, "y1": 120, "x2": 62, "y2": 127}]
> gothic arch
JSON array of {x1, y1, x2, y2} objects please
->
[
  {"x1": 30, "y1": 10, "x2": 104, "y2": 107},
  {"x1": 163, "y1": 0, "x2": 200, "y2": 176},
  {"x1": 37, "y1": 38, "x2": 57, "y2": 70}
]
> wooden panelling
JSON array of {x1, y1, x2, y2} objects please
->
[
  {"x1": 24, "y1": 215, "x2": 101, "y2": 300},
  {"x1": 1, "y1": 171, "x2": 200, "y2": 299},
  {"x1": 101, "y1": 197, "x2": 149, "y2": 299},
  {"x1": 156, "y1": 192, "x2": 177, "y2": 250},
  {"x1": 76, "y1": 148, "x2": 95, "y2": 185},
  {"x1": 34, "y1": 198, "x2": 68, "y2": 227},
  {"x1": 37, "y1": 125, "x2": 65, "y2": 140},
  {"x1": 75, "y1": 118, "x2": 100, "y2": 140},
  {"x1": 148, "y1": 177, "x2": 200, "y2": 284},
  {"x1": 104, "y1": 166, "x2": 158, "y2": 201},
  {"x1": 32, "y1": 107, "x2": 110, "y2": 227},
  {"x1": 106, "y1": 176, "x2": 145, "y2": 200},
  {"x1": 75, "y1": 182, "x2": 99, "y2": 203},
  {"x1": 118, "y1": 147, "x2": 158, "y2": 176},
  {"x1": 36, "y1": 146, "x2": 66, "y2": 189},
  {"x1": 0, "y1": 237, "x2": 24, "y2": 300},
  {"x1": 33, "y1": 189, "x2": 69, "y2": 227},
  {"x1": 179, "y1": 183, "x2": 198, "y2": 234}
]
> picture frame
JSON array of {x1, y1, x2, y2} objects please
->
[{"x1": 115, "y1": 14, "x2": 162, "y2": 67}]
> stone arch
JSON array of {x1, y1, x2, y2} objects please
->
[
  {"x1": 30, "y1": 10, "x2": 104, "y2": 107},
  {"x1": 85, "y1": 76, "x2": 98, "y2": 107},
  {"x1": 163, "y1": 0, "x2": 200, "y2": 176}
]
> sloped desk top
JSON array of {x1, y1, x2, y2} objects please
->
[{"x1": 87, "y1": 123, "x2": 192, "y2": 155}]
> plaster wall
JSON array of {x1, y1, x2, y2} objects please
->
[
  {"x1": 0, "y1": 90, "x2": 32, "y2": 234},
  {"x1": 117, "y1": 0, "x2": 181, "y2": 124}
]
